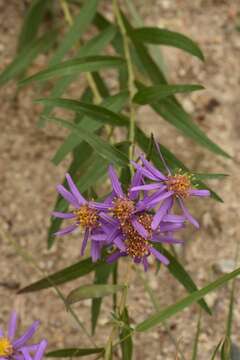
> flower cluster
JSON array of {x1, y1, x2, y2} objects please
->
[
  {"x1": 0, "y1": 312, "x2": 47, "y2": 360},
  {"x1": 53, "y1": 152, "x2": 210, "y2": 270}
]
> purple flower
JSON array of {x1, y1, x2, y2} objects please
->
[
  {"x1": 131, "y1": 152, "x2": 210, "y2": 230},
  {"x1": 101, "y1": 166, "x2": 155, "y2": 239},
  {"x1": 53, "y1": 173, "x2": 108, "y2": 258},
  {"x1": 93, "y1": 211, "x2": 185, "y2": 271},
  {"x1": 0, "y1": 311, "x2": 47, "y2": 360}
]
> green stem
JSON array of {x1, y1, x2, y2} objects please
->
[{"x1": 113, "y1": 0, "x2": 136, "y2": 169}]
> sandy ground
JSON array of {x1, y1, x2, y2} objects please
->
[{"x1": 0, "y1": 0, "x2": 240, "y2": 359}]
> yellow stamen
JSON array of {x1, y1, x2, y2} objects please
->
[
  {"x1": 0, "y1": 337, "x2": 13, "y2": 357},
  {"x1": 74, "y1": 205, "x2": 99, "y2": 228},
  {"x1": 167, "y1": 172, "x2": 192, "y2": 198},
  {"x1": 113, "y1": 197, "x2": 135, "y2": 225}
]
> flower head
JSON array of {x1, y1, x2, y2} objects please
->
[
  {"x1": 53, "y1": 173, "x2": 108, "y2": 259},
  {"x1": 131, "y1": 149, "x2": 210, "y2": 230},
  {"x1": 0, "y1": 311, "x2": 47, "y2": 360}
]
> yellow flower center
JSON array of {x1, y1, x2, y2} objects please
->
[
  {"x1": 74, "y1": 205, "x2": 99, "y2": 229},
  {"x1": 167, "y1": 173, "x2": 191, "y2": 198},
  {"x1": 113, "y1": 198, "x2": 135, "y2": 226},
  {"x1": 122, "y1": 213, "x2": 152, "y2": 259},
  {"x1": 0, "y1": 337, "x2": 13, "y2": 357}
]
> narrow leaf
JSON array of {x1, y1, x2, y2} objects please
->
[
  {"x1": 46, "y1": 348, "x2": 103, "y2": 357},
  {"x1": 49, "y1": 0, "x2": 99, "y2": 66},
  {"x1": 45, "y1": 116, "x2": 128, "y2": 166},
  {"x1": 191, "y1": 311, "x2": 202, "y2": 360},
  {"x1": 18, "y1": 0, "x2": 50, "y2": 49},
  {"x1": 136, "y1": 266, "x2": 240, "y2": 332},
  {"x1": 131, "y1": 27, "x2": 204, "y2": 60},
  {"x1": 67, "y1": 284, "x2": 125, "y2": 304},
  {"x1": 20, "y1": 56, "x2": 125, "y2": 85},
  {"x1": 133, "y1": 84, "x2": 204, "y2": 105},
  {"x1": 19, "y1": 258, "x2": 100, "y2": 293},
  {"x1": 0, "y1": 31, "x2": 57, "y2": 86},
  {"x1": 120, "y1": 308, "x2": 133, "y2": 360}
]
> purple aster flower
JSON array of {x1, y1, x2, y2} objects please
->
[
  {"x1": 131, "y1": 149, "x2": 210, "y2": 230},
  {"x1": 53, "y1": 173, "x2": 108, "y2": 258},
  {"x1": 101, "y1": 166, "x2": 155, "y2": 239},
  {"x1": 93, "y1": 211, "x2": 185, "y2": 271},
  {"x1": 0, "y1": 311, "x2": 47, "y2": 360}
]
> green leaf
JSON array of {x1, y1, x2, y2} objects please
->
[
  {"x1": 18, "y1": 0, "x2": 50, "y2": 49},
  {"x1": 221, "y1": 337, "x2": 232, "y2": 360},
  {"x1": 38, "y1": 25, "x2": 116, "y2": 126},
  {"x1": 193, "y1": 173, "x2": 229, "y2": 180},
  {"x1": 191, "y1": 311, "x2": 202, "y2": 360},
  {"x1": 67, "y1": 284, "x2": 125, "y2": 304},
  {"x1": 133, "y1": 84, "x2": 204, "y2": 105},
  {"x1": 48, "y1": 154, "x2": 108, "y2": 247},
  {"x1": 136, "y1": 83, "x2": 230, "y2": 159},
  {"x1": 36, "y1": 98, "x2": 128, "y2": 127},
  {"x1": 45, "y1": 116, "x2": 128, "y2": 166},
  {"x1": 18, "y1": 258, "x2": 99, "y2": 293},
  {"x1": 19, "y1": 55, "x2": 125, "y2": 85},
  {"x1": 136, "y1": 266, "x2": 240, "y2": 332},
  {"x1": 135, "y1": 127, "x2": 224, "y2": 203},
  {"x1": 49, "y1": 0, "x2": 100, "y2": 66},
  {"x1": 92, "y1": 263, "x2": 114, "y2": 335},
  {"x1": 131, "y1": 27, "x2": 204, "y2": 61},
  {"x1": 120, "y1": 308, "x2": 133, "y2": 360},
  {"x1": 46, "y1": 348, "x2": 103, "y2": 357},
  {"x1": 51, "y1": 91, "x2": 128, "y2": 165},
  {"x1": 0, "y1": 30, "x2": 57, "y2": 86},
  {"x1": 157, "y1": 246, "x2": 211, "y2": 315}
]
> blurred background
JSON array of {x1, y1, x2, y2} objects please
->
[{"x1": 0, "y1": 0, "x2": 240, "y2": 358}]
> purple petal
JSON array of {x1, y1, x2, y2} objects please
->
[
  {"x1": 0, "y1": 328, "x2": 3, "y2": 337},
  {"x1": 178, "y1": 199, "x2": 199, "y2": 228},
  {"x1": 143, "y1": 256, "x2": 149, "y2": 272},
  {"x1": 52, "y1": 211, "x2": 75, "y2": 219},
  {"x1": 131, "y1": 183, "x2": 164, "y2": 192},
  {"x1": 91, "y1": 234, "x2": 106, "y2": 242},
  {"x1": 146, "y1": 190, "x2": 174, "y2": 208},
  {"x1": 8, "y1": 311, "x2": 17, "y2": 341},
  {"x1": 20, "y1": 348, "x2": 32, "y2": 360},
  {"x1": 108, "y1": 165, "x2": 124, "y2": 197},
  {"x1": 161, "y1": 222, "x2": 185, "y2": 232},
  {"x1": 129, "y1": 170, "x2": 142, "y2": 200},
  {"x1": 136, "y1": 186, "x2": 167, "y2": 211},
  {"x1": 131, "y1": 161, "x2": 159, "y2": 181},
  {"x1": 163, "y1": 214, "x2": 185, "y2": 223},
  {"x1": 149, "y1": 247, "x2": 169, "y2": 265},
  {"x1": 107, "y1": 227, "x2": 121, "y2": 244},
  {"x1": 80, "y1": 228, "x2": 89, "y2": 256},
  {"x1": 33, "y1": 340, "x2": 48, "y2": 360},
  {"x1": 107, "y1": 251, "x2": 124, "y2": 263},
  {"x1": 90, "y1": 202, "x2": 110, "y2": 211},
  {"x1": 152, "y1": 235, "x2": 183, "y2": 244},
  {"x1": 66, "y1": 173, "x2": 86, "y2": 205},
  {"x1": 56, "y1": 185, "x2": 79, "y2": 208},
  {"x1": 99, "y1": 213, "x2": 118, "y2": 226},
  {"x1": 132, "y1": 218, "x2": 148, "y2": 239},
  {"x1": 152, "y1": 197, "x2": 173, "y2": 230},
  {"x1": 114, "y1": 236, "x2": 126, "y2": 252},
  {"x1": 91, "y1": 241, "x2": 101, "y2": 262},
  {"x1": 190, "y1": 189, "x2": 210, "y2": 197},
  {"x1": 140, "y1": 155, "x2": 166, "y2": 180},
  {"x1": 13, "y1": 321, "x2": 40, "y2": 349},
  {"x1": 54, "y1": 224, "x2": 77, "y2": 236}
]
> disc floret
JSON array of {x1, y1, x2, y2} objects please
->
[{"x1": 0, "y1": 337, "x2": 13, "y2": 357}]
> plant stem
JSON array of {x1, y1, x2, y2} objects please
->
[{"x1": 113, "y1": 0, "x2": 136, "y2": 169}]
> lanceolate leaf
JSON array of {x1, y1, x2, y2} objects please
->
[
  {"x1": 19, "y1": 56, "x2": 125, "y2": 85},
  {"x1": 39, "y1": 26, "x2": 116, "y2": 126},
  {"x1": 18, "y1": 0, "x2": 50, "y2": 49},
  {"x1": 51, "y1": 91, "x2": 128, "y2": 165},
  {"x1": 18, "y1": 258, "x2": 99, "y2": 293},
  {"x1": 136, "y1": 266, "x2": 240, "y2": 332},
  {"x1": 0, "y1": 31, "x2": 57, "y2": 86},
  {"x1": 49, "y1": 0, "x2": 100, "y2": 66},
  {"x1": 120, "y1": 308, "x2": 133, "y2": 360},
  {"x1": 46, "y1": 348, "x2": 103, "y2": 357},
  {"x1": 156, "y1": 246, "x2": 211, "y2": 314},
  {"x1": 131, "y1": 27, "x2": 204, "y2": 61},
  {"x1": 67, "y1": 284, "x2": 125, "y2": 304},
  {"x1": 44, "y1": 117, "x2": 128, "y2": 166},
  {"x1": 133, "y1": 84, "x2": 204, "y2": 105},
  {"x1": 36, "y1": 98, "x2": 128, "y2": 127}
]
